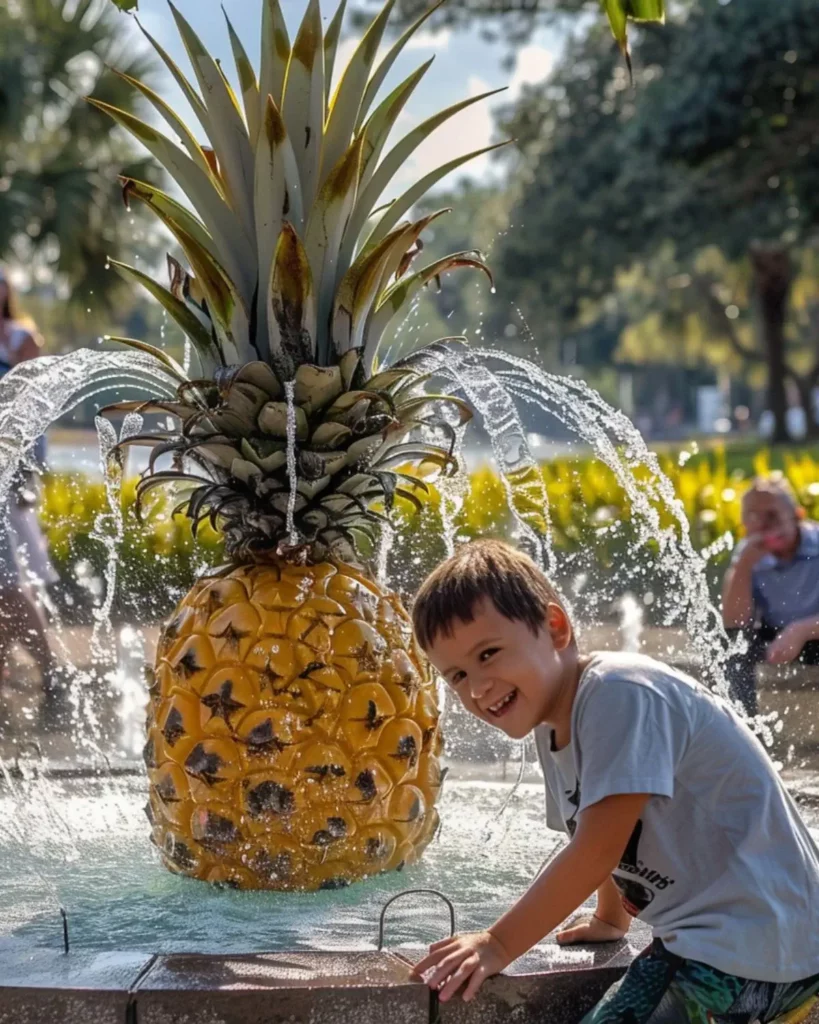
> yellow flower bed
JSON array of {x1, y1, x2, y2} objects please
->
[{"x1": 36, "y1": 445, "x2": 819, "y2": 597}]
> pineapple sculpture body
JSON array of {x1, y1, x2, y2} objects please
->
[
  {"x1": 147, "y1": 561, "x2": 441, "y2": 889},
  {"x1": 97, "y1": 0, "x2": 499, "y2": 890}
]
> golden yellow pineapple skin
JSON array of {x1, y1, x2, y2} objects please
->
[{"x1": 144, "y1": 559, "x2": 443, "y2": 891}]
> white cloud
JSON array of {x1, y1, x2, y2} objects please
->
[
  {"x1": 330, "y1": 34, "x2": 393, "y2": 94},
  {"x1": 507, "y1": 43, "x2": 555, "y2": 100},
  {"x1": 394, "y1": 75, "x2": 498, "y2": 193},
  {"x1": 404, "y1": 28, "x2": 451, "y2": 51}
]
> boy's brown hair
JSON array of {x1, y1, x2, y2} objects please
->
[{"x1": 412, "y1": 538, "x2": 566, "y2": 650}]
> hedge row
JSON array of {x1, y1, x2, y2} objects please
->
[{"x1": 35, "y1": 446, "x2": 819, "y2": 622}]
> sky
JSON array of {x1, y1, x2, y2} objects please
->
[{"x1": 129, "y1": 0, "x2": 560, "y2": 193}]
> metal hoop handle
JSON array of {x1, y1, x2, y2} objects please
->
[
  {"x1": 377, "y1": 888, "x2": 455, "y2": 951},
  {"x1": 60, "y1": 907, "x2": 69, "y2": 954}
]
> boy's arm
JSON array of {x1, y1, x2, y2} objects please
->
[
  {"x1": 490, "y1": 792, "x2": 647, "y2": 962},
  {"x1": 412, "y1": 792, "x2": 648, "y2": 1003}
]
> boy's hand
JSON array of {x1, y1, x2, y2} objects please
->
[
  {"x1": 556, "y1": 912, "x2": 630, "y2": 945},
  {"x1": 410, "y1": 930, "x2": 511, "y2": 1003}
]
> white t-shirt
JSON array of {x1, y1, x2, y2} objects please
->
[{"x1": 534, "y1": 651, "x2": 819, "y2": 982}]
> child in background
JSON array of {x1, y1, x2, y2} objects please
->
[
  {"x1": 411, "y1": 539, "x2": 819, "y2": 1023},
  {"x1": 722, "y1": 475, "x2": 819, "y2": 714}
]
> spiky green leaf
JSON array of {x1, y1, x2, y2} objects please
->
[
  {"x1": 332, "y1": 222, "x2": 411, "y2": 355},
  {"x1": 168, "y1": 2, "x2": 256, "y2": 246},
  {"x1": 372, "y1": 209, "x2": 450, "y2": 296},
  {"x1": 89, "y1": 98, "x2": 255, "y2": 305},
  {"x1": 364, "y1": 252, "x2": 493, "y2": 369},
  {"x1": 365, "y1": 141, "x2": 512, "y2": 253},
  {"x1": 305, "y1": 132, "x2": 365, "y2": 364},
  {"x1": 108, "y1": 67, "x2": 216, "y2": 181},
  {"x1": 603, "y1": 0, "x2": 664, "y2": 75},
  {"x1": 121, "y1": 178, "x2": 217, "y2": 263},
  {"x1": 333, "y1": 211, "x2": 448, "y2": 358},
  {"x1": 357, "y1": 0, "x2": 446, "y2": 129},
  {"x1": 268, "y1": 223, "x2": 316, "y2": 376},
  {"x1": 254, "y1": 96, "x2": 290, "y2": 360},
  {"x1": 323, "y1": 0, "x2": 348, "y2": 105},
  {"x1": 358, "y1": 59, "x2": 433, "y2": 195},
  {"x1": 259, "y1": 0, "x2": 291, "y2": 116},
  {"x1": 105, "y1": 336, "x2": 189, "y2": 383},
  {"x1": 224, "y1": 8, "x2": 261, "y2": 147},
  {"x1": 321, "y1": 0, "x2": 395, "y2": 188},
  {"x1": 135, "y1": 18, "x2": 211, "y2": 138},
  {"x1": 109, "y1": 259, "x2": 224, "y2": 366},
  {"x1": 346, "y1": 89, "x2": 506, "y2": 262},
  {"x1": 282, "y1": 0, "x2": 325, "y2": 212},
  {"x1": 165, "y1": 222, "x2": 242, "y2": 356}
]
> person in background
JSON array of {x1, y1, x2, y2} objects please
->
[
  {"x1": 0, "y1": 268, "x2": 61, "y2": 723},
  {"x1": 722, "y1": 474, "x2": 819, "y2": 715}
]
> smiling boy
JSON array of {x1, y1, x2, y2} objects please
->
[{"x1": 410, "y1": 539, "x2": 819, "y2": 1022}]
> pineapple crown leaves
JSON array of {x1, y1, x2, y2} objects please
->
[
  {"x1": 92, "y1": 0, "x2": 498, "y2": 381},
  {"x1": 90, "y1": 0, "x2": 508, "y2": 567},
  {"x1": 101, "y1": 346, "x2": 468, "y2": 566}
]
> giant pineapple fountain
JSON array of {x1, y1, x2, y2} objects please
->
[{"x1": 89, "y1": 0, "x2": 503, "y2": 891}]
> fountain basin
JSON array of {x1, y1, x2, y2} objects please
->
[
  {"x1": 0, "y1": 767, "x2": 653, "y2": 1023},
  {"x1": 2, "y1": 768, "x2": 818, "y2": 1023},
  {"x1": 0, "y1": 940, "x2": 651, "y2": 1024}
]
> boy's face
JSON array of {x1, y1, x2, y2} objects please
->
[
  {"x1": 423, "y1": 599, "x2": 573, "y2": 740},
  {"x1": 742, "y1": 491, "x2": 800, "y2": 555}
]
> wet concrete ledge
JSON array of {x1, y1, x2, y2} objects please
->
[
  {"x1": 5, "y1": 933, "x2": 819, "y2": 1024},
  {"x1": 0, "y1": 934, "x2": 652, "y2": 1024}
]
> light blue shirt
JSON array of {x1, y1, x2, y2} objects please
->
[
  {"x1": 535, "y1": 652, "x2": 819, "y2": 982},
  {"x1": 752, "y1": 520, "x2": 819, "y2": 629}
]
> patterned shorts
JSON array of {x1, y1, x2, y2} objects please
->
[{"x1": 582, "y1": 940, "x2": 819, "y2": 1024}]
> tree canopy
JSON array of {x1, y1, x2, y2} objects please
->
[
  {"x1": 354, "y1": 0, "x2": 590, "y2": 47},
  {"x1": 482, "y1": 0, "x2": 819, "y2": 437},
  {"x1": 0, "y1": 0, "x2": 159, "y2": 307},
  {"x1": 496, "y1": 0, "x2": 819, "y2": 331}
]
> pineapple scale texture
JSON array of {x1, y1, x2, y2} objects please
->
[{"x1": 144, "y1": 559, "x2": 443, "y2": 891}]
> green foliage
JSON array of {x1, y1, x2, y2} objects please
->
[
  {"x1": 111, "y1": 0, "x2": 138, "y2": 9},
  {"x1": 40, "y1": 474, "x2": 222, "y2": 622},
  {"x1": 355, "y1": 0, "x2": 663, "y2": 52},
  {"x1": 38, "y1": 443, "x2": 819, "y2": 622},
  {"x1": 493, "y1": 0, "x2": 819, "y2": 363},
  {"x1": 0, "y1": 0, "x2": 160, "y2": 307}
]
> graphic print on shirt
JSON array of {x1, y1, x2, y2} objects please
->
[
  {"x1": 613, "y1": 819, "x2": 676, "y2": 917},
  {"x1": 564, "y1": 780, "x2": 580, "y2": 836},
  {"x1": 612, "y1": 820, "x2": 654, "y2": 915}
]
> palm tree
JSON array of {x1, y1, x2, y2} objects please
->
[{"x1": 0, "y1": 0, "x2": 160, "y2": 307}]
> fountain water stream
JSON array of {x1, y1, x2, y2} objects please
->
[
  {"x1": 284, "y1": 379, "x2": 300, "y2": 548},
  {"x1": 0, "y1": 339, "x2": 798, "y2": 957}
]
